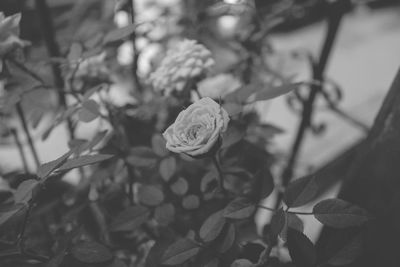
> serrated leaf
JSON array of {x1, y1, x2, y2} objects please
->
[
  {"x1": 138, "y1": 185, "x2": 164, "y2": 206},
  {"x1": 162, "y1": 238, "x2": 200, "y2": 265},
  {"x1": 199, "y1": 210, "x2": 226, "y2": 242},
  {"x1": 284, "y1": 175, "x2": 319, "y2": 208},
  {"x1": 182, "y1": 195, "x2": 200, "y2": 210},
  {"x1": 78, "y1": 100, "x2": 101, "y2": 122},
  {"x1": 170, "y1": 177, "x2": 189, "y2": 196},
  {"x1": 14, "y1": 179, "x2": 39, "y2": 204},
  {"x1": 223, "y1": 197, "x2": 256, "y2": 219},
  {"x1": 159, "y1": 157, "x2": 176, "y2": 181},
  {"x1": 154, "y1": 203, "x2": 175, "y2": 226},
  {"x1": 219, "y1": 223, "x2": 235, "y2": 253},
  {"x1": 71, "y1": 241, "x2": 112, "y2": 264},
  {"x1": 37, "y1": 150, "x2": 73, "y2": 179},
  {"x1": 110, "y1": 206, "x2": 150, "y2": 232},
  {"x1": 326, "y1": 234, "x2": 363, "y2": 266},
  {"x1": 103, "y1": 24, "x2": 138, "y2": 44},
  {"x1": 57, "y1": 154, "x2": 113, "y2": 172},
  {"x1": 313, "y1": 199, "x2": 371, "y2": 228},
  {"x1": 287, "y1": 228, "x2": 316, "y2": 267},
  {"x1": 127, "y1": 146, "x2": 158, "y2": 168}
]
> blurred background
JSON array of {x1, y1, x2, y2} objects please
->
[{"x1": 1, "y1": 0, "x2": 400, "y2": 256}]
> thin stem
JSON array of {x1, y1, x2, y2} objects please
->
[
  {"x1": 211, "y1": 155, "x2": 225, "y2": 193},
  {"x1": 10, "y1": 128, "x2": 29, "y2": 173},
  {"x1": 275, "y1": 3, "x2": 343, "y2": 211},
  {"x1": 16, "y1": 103, "x2": 40, "y2": 168},
  {"x1": 35, "y1": 0, "x2": 75, "y2": 139},
  {"x1": 129, "y1": 0, "x2": 142, "y2": 93},
  {"x1": 257, "y1": 205, "x2": 314, "y2": 215}
]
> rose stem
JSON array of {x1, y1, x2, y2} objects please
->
[{"x1": 212, "y1": 155, "x2": 225, "y2": 193}]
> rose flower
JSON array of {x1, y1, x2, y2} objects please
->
[{"x1": 163, "y1": 97, "x2": 229, "y2": 157}]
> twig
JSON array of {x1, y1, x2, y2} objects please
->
[
  {"x1": 10, "y1": 128, "x2": 29, "y2": 173},
  {"x1": 35, "y1": 0, "x2": 75, "y2": 139},
  {"x1": 257, "y1": 205, "x2": 314, "y2": 215},
  {"x1": 16, "y1": 103, "x2": 40, "y2": 168},
  {"x1": 211, "y1": 155, "x2": 225, "y2": 193}
]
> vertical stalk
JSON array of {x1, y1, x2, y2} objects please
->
[
  {"x1": 16, "y1": 103, "x2": 40, "y2": 168},
  {"x1": 35, "y1": 0, "x2": 74, "y2": 139},
  {"x1": 10, "y1": 128, "x2": 29, "y2": 173},
  {"x1": 129, "y1": 0, "x2": 142, "y2": 93},
  {"x1": 277, "y1": 2, "x2": 344, "y2": 202},
  {"x1": 212, "y1": 155, "x2": 225, "y2": 193}
]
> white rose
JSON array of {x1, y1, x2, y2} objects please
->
[{"x1": 163, "y1": 97, "x2": 230, "y2": 156}]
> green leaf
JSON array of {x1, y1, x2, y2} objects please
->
[
  {"x1": 221, "y1": 124, "x2": 245, "y2": 149},
  {"x1": 251, "y1": 83, "x2": 300, "y2": 102},
  {"x1": 67, "y1": 42, "x2": 83, "y2": 61},
  {"x1": 159, "y1": 157, "x2": 176, "y2": 181},
  {"x1": 138, "y1": 185, "x2": 164, "y2": 206},
  {"x1": 223, "y1": 197, "x2": 256, "y2": 219},
  {"x1": 170, "y1": 177, "x2": 189, "y2": 196},
  {"x1": 154, "y1": 203, "x2": 175, "y2": 226},
  {"x1": 78, "y1": 100, "x2": 101, "y2": 122},
  {"x1": 110, "y1": 206, "x2": 150, "y2": 232},
  {"x1": 162, "y1": 238, "x2": 200, "y2": 265},
  {"x1": 103, "y1": 24, "x2": 138, "y2": 44},
  {"x1": 225, "y1": 82, "x2": 259, "y2": 104},
  {"x1": 0, "y1": 203, "x2": 25, "y2": 226},
  {"x1": 37, "y1": 150, "x2": 73, "y2": 179},
  {"x1": 71, "y1": 241, "x2": 112, "y2": 264},
  {"x1": 326, "y1": 234, "x2": 363, "y2": 266},
  {"x1": 152, "y1": 134, "x2": 169, "y2": 157},
  {"x1": 284, "y1": 175, "x2": 319, "y2": 208},
  {"x1": 182, "y1": 195, "x2": 200, "y2": 210},
  {"x1": 57, "y1": 154, "x2": 114, "y2": 172},
  {"x1": 204, "y1": 258, "x2": 219, "y2": 267},
  {"x1": 199, "y1": 210, "x2": 226, "y2": 242},
  {"x1": 287, "y1": 228, "x2": 316, "y2": 267},
  {"x1": 280, "y1": 213, "x2": 304, "y2": 242},
  {"x1": 14, "y1": 179, "x2": 39, "y2": 204},
  {"x1": 253, "y1": 165, "x2": 274, "y2": 200},
  {"x1": 200, "y1": 171, "x2": 217, "y2": 193},
  {"x1": 218, "y1": 223, "x2": 235, "y2": 253},
  {"x1": 313, "y1": 199, "x2": 371, "y2": 228},
  {"x1": 222, "y1": 102, "x2": 242, "y2": 116},
  {"x1": 127, "y1": 146, "x2": 158, "y2": 168},
  {"x1": 269, "y1": 208, "x2": 286, "y2": 242},
  {"x1": 83, "y1": 84, "x2": 107, "y2": 101},
  {"x1": 230, "y1": 259, "x2": 254, "y2": 267}
]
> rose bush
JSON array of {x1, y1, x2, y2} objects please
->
[{"x1": 163, "y1": 97, "x2": 229, "y2": 156}]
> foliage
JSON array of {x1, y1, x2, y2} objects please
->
[{"x1": 0, "y1": 1, "x2": 372, "y2": 267}]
